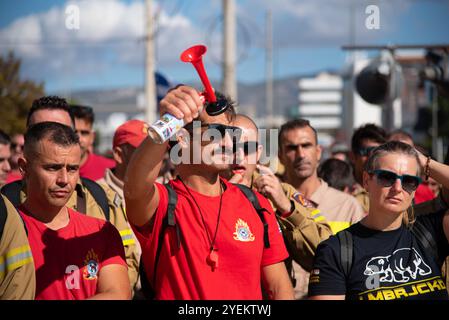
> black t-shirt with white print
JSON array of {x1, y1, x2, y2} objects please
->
[{"x1": 309, "y1": 209, "x2": 449, "y2": 300}]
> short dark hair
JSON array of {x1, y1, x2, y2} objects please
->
[
  {"x1": 69, "y1": 105, "x2": 95, "y2": 125},
  {"x1": 0, "y1": 129, "x2": 11, "y2": 146},
  {"x1": 27, "y1": 96, "x2": 75, "y2": 128},
  {"x1": 24, "y1": 122, "x2": 79, "y2": 156},
  {"x1": 318, "y1": 158, "x2": 354, "y2": 192},
  {"x1": 279, "y1": 118, "x2": 317, "y2": 147},
  {"x1": 351, "y1": 123, "x2": 387, "y2": 155}
]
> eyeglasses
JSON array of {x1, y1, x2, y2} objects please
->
[
  {"x1": 358, "y1": 146, "x2": 377, "y2": 157},
  {"x1": 369, "y1": 169, "x2": 422, "y2": 193},
  {"x1": 233, "y1": 141, "x2": 259, "y2": 155}
]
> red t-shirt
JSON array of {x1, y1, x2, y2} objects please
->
[
  {"x1": 132, "y1": 178, "x2": 289, "y2": 300},
  {"x1": 6, "y1": 171, "x2": 22, "y2": 184},
  {"x1": 414, "y1": 183, "x2": 436, "y2": 204},
  {"x1": 79, "y1": 152, "x2": 115, "y2": 181},
  {"x1": 19, "y1": 207, "x2": 126, "y2": 300}
]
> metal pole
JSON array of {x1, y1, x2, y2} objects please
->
[
  {"x1": 145, "y1": 0, "x2": 157, "y2": 124},
  {"x1": 222, "y1": 0, "x2": 237, "y2": 101},
  {"x1": 265, "y1": 10, "x2": 273, "y2": 126}
]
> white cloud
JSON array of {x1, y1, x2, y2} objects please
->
[
  {"x1": 238, "y1": 0, "x2": 412, "y2": 48},
  {"x1": 0, "y1": 0, "x2": 200, "y2": 82}
]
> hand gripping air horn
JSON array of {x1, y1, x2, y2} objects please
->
[{"x1": 148, "y1": 44, "x2": 230, "y2": 144}]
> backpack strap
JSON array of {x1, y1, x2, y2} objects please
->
[
  {"x1": 140, "y1": 183, "x2": 179, "y2": 299},
  {"x1": 1, "y1": 180, "x2": 23, "y2": 207},
  {"x1": 410, "y1": 220, "x2": 441, "y2": 266},
  {"x1": 0, "y1": 196, "x2": 7, "y2": 239},
  {"x1": 80, "y1": 177, "x2": 110, "y2": 221},
  {"x1": 235, "y1": 184, "x2": 270, "y2": 248},
  {"x1": 337, "y1": 229, "x2": 353, "y2": 278}
]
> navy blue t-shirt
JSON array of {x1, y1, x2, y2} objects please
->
[{"x1": 309, "y1": 210, "x2": 449, "y2": 300}]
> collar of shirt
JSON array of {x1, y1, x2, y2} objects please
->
[{"x1": 309, "y1": 179, "x2": 329, "y2": 207}]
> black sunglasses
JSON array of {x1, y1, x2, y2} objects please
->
[
  {"x1": 358, "y1": 146, "x2": 377, "y2": 157},
  {"x1": 185, "y1": 122, "x2": 242, "y2": 138},
  {"x1": 369, "y1": 169, "x2": 422, "y2": 193},
  {"x1": 11, "y1": 143, "x2": 24, "y2": 151},
  {"x1": 233, "y1": 141, "x2": 259, "y2": 155}
]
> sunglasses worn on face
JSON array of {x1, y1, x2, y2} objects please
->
[
  {"x1": 233, "y1": 141, "x2": 259, "y2": 155},
  {"x1": 369, "y1": 169, "x2": 422, "y2": 193},
  {"x1": 11, "y1": 143, "x2": 24, "y2": 151},
  {"x1": 358, "y1": 146, "x2": 377, "y2": 157}
]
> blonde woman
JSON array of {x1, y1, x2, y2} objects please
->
[{"x1": 309, "y1": 141, "x2": 449, "y2": 300}]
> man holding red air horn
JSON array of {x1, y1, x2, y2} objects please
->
[
  {"x1": 124, "y1": 84, "x2": 294, "y2": 300},
  {"x1": 124, "y1": 45, "x2": 293, "y2": 300}
]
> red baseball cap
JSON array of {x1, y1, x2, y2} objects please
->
[{"x1": 113, "y1": 120, "x2": 149, "y2": 148}]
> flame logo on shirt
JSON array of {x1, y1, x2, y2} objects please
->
[
  {"x1": 83, "y1": 249, "x2": 99, "y2": 280},
  {"x1": 233, "y1": 219, "x2": 255, "y2": 242}
]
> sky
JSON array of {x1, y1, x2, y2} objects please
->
[{"x1": 0, "y1": 0, "x2": 448, "y2": 94}]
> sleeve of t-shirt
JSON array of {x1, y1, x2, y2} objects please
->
[
  {"x1": 100, "y1": 221, "x2": 128, "y2": 268},
  {"x1": 255, "y1": 192, "x2": 289, "y2": 267},
  {"x1": 130, "y1": 182, "x2": 169, "y2": 258},
  {"x1": 308, "y1": 236, "x2": 347, "y2": 297},
  {"x1": 416, "y1": 209, "x2": 449, "y2": 262}
]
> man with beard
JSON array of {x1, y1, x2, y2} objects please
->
[
  {"x1": 125, "y1": 86, "x2": 294, "y2": 300},
  {"x1": 17, "y1": 122, "x2": 129, "y2": 299},
  {"x1": 279, "y1": 119, "x2": 364, "y2": 234}
]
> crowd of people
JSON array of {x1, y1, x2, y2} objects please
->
[{"x1": 0, "y1": 85, "x2": 448, "y2": 300}]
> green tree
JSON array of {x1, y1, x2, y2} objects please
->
[{"x1": 0, "y1": 51, "x2": 44, "y2": 134}]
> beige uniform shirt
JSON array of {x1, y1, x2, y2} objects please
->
[
  {"x1": 98, "y1": 169, "x2": 141, "y2": 294},
  {"x1": 352, "y1": 184, "x2": 370, "y2": 215},
  {"x1": 0, "y1": 195, "x2": 35, "y2": 300},
  {"x1": 310, "y1": 179, "x2": 365, "y2": 234}
]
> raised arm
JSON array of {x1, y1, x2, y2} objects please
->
[{"x1": 124, "y1": 86, "x2": 203, "y2": 227}]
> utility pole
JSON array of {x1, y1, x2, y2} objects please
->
[
  {"x1": 145, "y1": 0, "x2": 157, "y2": 124},
  {"x1": 222, "y1": 0, "x2": 237, "y2": 101},
  {"x1": 265, "y1": 10, "x2": 273, "y2": 126}
]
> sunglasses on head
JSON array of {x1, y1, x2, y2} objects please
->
[
  {"x1": 358, "y1": 146, "x2": 377, "y2": 157},
  {"x1": 233, "y1": 141, "x2": 259, "y2": 155},
  {"x1": 369, "y1": 169, "x2": 422, "y2": 194}
]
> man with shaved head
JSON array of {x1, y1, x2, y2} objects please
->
[{"x1": 224, "y1": 114, "x2": 332, "y2": 299}]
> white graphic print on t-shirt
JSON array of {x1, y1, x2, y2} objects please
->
[{"x1": 363, "y1": 248, "x2": 432, "y2": 283}]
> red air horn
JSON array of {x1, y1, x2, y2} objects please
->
[{"x1": 180, "y1": 45, "x2": 228, "y2": 116}]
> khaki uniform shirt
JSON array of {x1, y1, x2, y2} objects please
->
[
  {"x1": 310, "y1": 179, "x2": 365, "y2": 234},
  {"x1": 0, "y1": 195, "x2": 35, "y2": 300},
  {"x1": 98, "y1": 169, "x2": 141, "y2": 294},
  {"x1": 352, "y1": 184, "x2": 370, "y2": 215}
]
